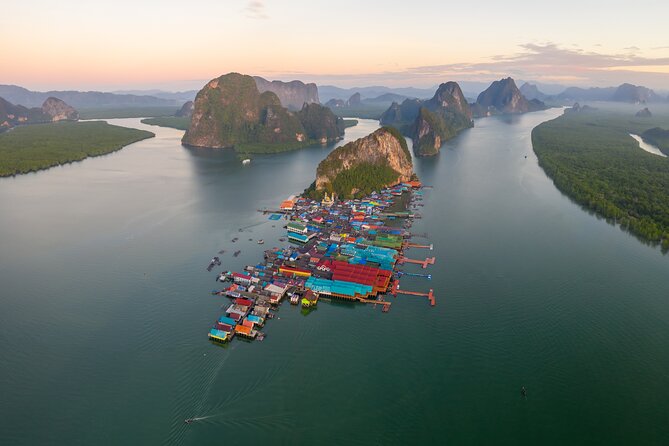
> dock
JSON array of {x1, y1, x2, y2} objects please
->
[{"x1": 398, "y1": 256, "x2": 435, "y2": 269}]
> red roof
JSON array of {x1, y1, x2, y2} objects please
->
[
  {"x1": 232, "y1": 272, "x2": 252, "y2": 280},
  {"x1": 320, "y1": 260, "x2": 392, "y2": 290},
  {"x1": 235, "y1": 298, "x2": 253, "y2": 306}
]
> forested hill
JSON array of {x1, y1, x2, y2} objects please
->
[{"x1": 532, "y1": 110, "x2": 669, "y2": 251}]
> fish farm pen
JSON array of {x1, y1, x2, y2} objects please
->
[{"x1": 207, "y1": 182, "x2": 436, "y2": 344}]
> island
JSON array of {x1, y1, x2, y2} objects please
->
[
  {"x1": 182, "y1": 73, "x2": 344, "y2": 153},
  {"x1": 470, "y1": 77, "x2": 547, "y2": 117},
  {"x1": 304, "y1": 126, "x2": 414, "y2": 199},
  {"x1": 380, "y1": 82, "x2": 473, "y2": 156}
]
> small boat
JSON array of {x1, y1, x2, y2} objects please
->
[
  {"x1": 257, "y1": 239, "x2": 265, "y2": 245},
  {"x1": 233, "y1": 250, "x2": 241, "y2": 257},
  {"x1": 242, "y1": 158, "x2": 251, "y2": 165}
]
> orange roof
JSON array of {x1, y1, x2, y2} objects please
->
[
  {"x1": 408, "y1": 181, "x2": 422, "y2": 188},
  {"x1": 280, "y1": 200, "x2": 294, "y2": 209},
  {"x1": 235, "y1": 325, "x2": 252, "y2": 335}
]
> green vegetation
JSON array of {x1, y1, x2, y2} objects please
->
[
  {"x1": 532, "y1": 110, "x2": 669, "y2": 250},
  {"x1": 295, "y1": 103, "x2": 344, "y2": 142},
  {"x1": 641, "y1": 128, "x2": 669, "y2": 155},
  {"x1": 78, "y1": 107, "x2": 179, "y2": 119},
  {"x1": 343, "y1": 119, "x2": 358, "y2": 128},
  {"x1": 141, "y1": 116, "x2": 190, "y2": 130},
  {"x1": 0, "y1": 121, "x2": 154, "y2": 176},
  {"x1": 305, "y1": 163, "x2": 400, "y2": 200}
]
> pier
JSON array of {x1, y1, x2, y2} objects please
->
[
  {"x1": 403, "y1": 242, "x2": 433, "y2": 250},
  {"x1": 398, "y1": 256, "x2": 436, "y2": 269},
  {"x1": 390, "y1": 280, "x2": 435, "y2": 306}
]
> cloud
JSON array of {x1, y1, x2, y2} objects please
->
[
  {"x1": 403, "y1": 43, "x2": 669, "y2": 87},
  {"x1": 245, "y1": 1, "x2": 267, "y2": 19},
  {"x1": 259, "y1": 44, "x2": 669, "y2": 90}
]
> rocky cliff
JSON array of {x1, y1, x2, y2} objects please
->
[
  {"x1": 175, "y1": 100, "x2": 193, "y2": 117},
  {"x1": 183, "y1": 73, "x2": 340, "y2": 152},
  {"x1": 380, "y1": 82, "x2": 473, "y2": 156},
  {"x1": 309, "y1": 127, "x2": 413, "y2": 199},
  {"x1": 636, "y1": 107, "x2": 652, "y2": 117},
  {"x1": 253, "y1": 76, "x2": 319, "y2": 110},
  {"x1": 41, "y1": 97, "x2": 78, "y2": 121},
  {"x1": 473, "y1": 77, "x2": 546, "y2": 116},
  {"x1": 296, "y1": 103, "x2": 344, "y2": 143}
]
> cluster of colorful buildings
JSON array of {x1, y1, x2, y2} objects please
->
[{"x1": 208, "y1": 182, "x2": 429, "y2": 344}]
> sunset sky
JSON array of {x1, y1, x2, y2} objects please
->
[{"x1": 3, "y1": 0, "x2": 669, "y2": 91}]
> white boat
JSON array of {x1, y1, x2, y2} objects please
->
[{"x1": 242, "y1": 159, "x2": 251, "y2": 165}]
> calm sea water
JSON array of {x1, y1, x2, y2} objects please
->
[{"x1": 1, "y1": 111, "x2": 668, "y2": 445}]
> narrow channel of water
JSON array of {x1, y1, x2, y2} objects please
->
[{"x1": 630, "y1": 133, "x2": 667, "y2": 157}]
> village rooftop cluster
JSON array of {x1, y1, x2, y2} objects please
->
[{"x1": 208, "y1": 181, "x2": 435, "y2": 344}]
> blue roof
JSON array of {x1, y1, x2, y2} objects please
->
[
  {"x1": 247, "y1": 315, "x2": 262, "y2": 323},
  {"x1": 209, "y1": 329, "x2": 228, "y2": 339},
  {"x1": 305, "y1": 277, "x2": 373, "y2": 298},
  {"x1": 218, "y1": 316, "x2": 237, "y2": 326}
]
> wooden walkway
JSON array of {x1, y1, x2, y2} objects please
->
[
  {"x1": 390, "y1": 280, "x2": 436, "y2": 306},
  {"x1": 398, "y1": 256, "x2": 436, "y2": 269}
]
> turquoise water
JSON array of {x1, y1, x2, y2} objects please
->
[{"x1": 1, "y1": 111, "x2": 668, "y2": 444}]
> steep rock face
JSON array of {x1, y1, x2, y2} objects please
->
[
  {"x1": 253, "y1": 76, "x2": 319, "y2": 110},
  {"x1": 475, "y1": 77, "x2": 540, "y2": 115},
  {"x1": 411, "y1": 82, "x2": 473, "y2": 156},
  {"x1": 381, "y1": 82, "x2": 473, "y2": 156},
  {"x1": 423, "y1": 82, "x2": 473, "y2": 120},
  {"x1": 296, "y1": 103, "x2": 344, "y2": 143},
  {"x1": 41, "y1": 97, "x2": 78, "y2": 121},
  {"x1": 183, "y1": 73, "x2": 306, "y2": 149},
  {"x1": 613, "y1": 84, "x2": 661, "y2": 103},
  {"x1": 412, "y1": 108, "x2": 442, "y2": 156},
  {"x1": 313, "y1": 127, "x2": 413, "y2": 198},
  {"x1": 636, "y1": 107, "x2": 652, "y2": 117},
  {"x1": 175, "y1": 100, "x2": 194, "y2": 117}
]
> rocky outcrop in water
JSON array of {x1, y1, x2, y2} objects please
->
[
  {"x1": 253, "y1": 77, "x2": 319, "y2": 111},
  {"x1": 309, "y1": 127, "x2": 413, "y2": 198},
  {"x1": 183, "y1": 73, "x2": 340, "y2": 151},
  {"x1": 472, "y1": 77, "x2": 547, "y2": 117},
  {"x1": 380, "y1": 82, "x2": 473, "y2": 156},
  {"x1": 635, "y1": 107, "x2": 652, "y2": 118}
]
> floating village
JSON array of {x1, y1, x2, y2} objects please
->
[{"x1": 206, "y1": 181, "x2": 436, "y2": 344}]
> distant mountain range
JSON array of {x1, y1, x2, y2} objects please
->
[
  {"x1": 0, "y1": 85, "x2": 178, "y2": 109},
  {"x1": 520, "y1": 82, "x2": 667, "y2": 104}
]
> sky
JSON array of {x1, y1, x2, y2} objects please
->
[{"x1": 2, "y1": 0, "x2": 669, "y2": 92}]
